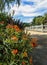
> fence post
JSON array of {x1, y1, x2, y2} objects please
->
[{"x1": 41, "y1": 24, "x2": 43, "y2": 32}]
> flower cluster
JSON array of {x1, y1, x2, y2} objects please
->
[{"x1": 6, "y1": 24, "x2": 21, "y2": 32}]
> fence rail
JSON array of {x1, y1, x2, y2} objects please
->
[{"x1": 25, "y1": 24, "x2": 47, "y2": 32}]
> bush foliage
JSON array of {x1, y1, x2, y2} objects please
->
[{"x1": 0, "y1": 21, "x2": 33, "y2": 65}]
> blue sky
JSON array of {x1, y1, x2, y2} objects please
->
[{"x1": 8, "y1": 0, "x2": 47, "y2": 23}]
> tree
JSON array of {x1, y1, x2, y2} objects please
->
[
  {"x1": 35, "y1": 16, "x2": 44, "y2": 25},
  {"x1": 31, "y1": 17, "x2": 36, "y2": 25},
  {"x1": 43, "y1": 13, "x2": 47, "y2": 24},
  {"x1": 0, "y1": 0, "x2": 20, "y2": 12},
  {"x1": 31, "y1": 16, "x2": 45, "y2": 25}
]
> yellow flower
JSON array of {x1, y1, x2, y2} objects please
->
[
  {"x1": 23, "y1": 37, "x2": 27, "y2": 40},
  {"x1": 23, "y1": 52, "x2": 28, "y2": 57},
  {"x1": 22, "y1": 34, "x2": 28, "y2": 40}
]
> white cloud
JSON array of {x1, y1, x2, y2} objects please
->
[
  {"x1": 8, "y1": 0, "x2": 47, "y2": 22},
  {"x1": 22, "y1": 12, "x2": 42, "y2": 17}
]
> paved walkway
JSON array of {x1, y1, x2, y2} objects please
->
[
  {"x1": 26, "y1": 30, "x2": 47, "y2": 35},
  {"x1": 31, "y1": 35, "x2": 47, "y2": 65},
  {"x1": 25, "y1": 30, "x2": 47, "y2": 65}
]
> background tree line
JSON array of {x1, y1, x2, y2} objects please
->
[{"x1": 31, "y1": 13, "x2": 47, "y2": 25}]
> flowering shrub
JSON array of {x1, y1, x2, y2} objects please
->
[
  {"x1": 30, "y1": 38, "x2": 38, "y2": 47},
  {"x1": 0, "y1": 23, "x2": 36, "y2": 65}
]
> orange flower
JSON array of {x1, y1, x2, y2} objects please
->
[
  {"x1": 12, "y1": 49, "x2": 18, "y2": 54},
  {"x1": 30, "y1": 38, "x2": 38, "y2": 47},
  {"x1": 6, "y1": 24, "x2": 13, "y2": 29},
  {"x1": 6, "y1": 24, "x2": 21, "y2": 32},
  {"x1": 13, "y1": 25, "x2": 21, "y2": 32},
  {"x1": 31, "y1": 38, "x2": 38, "y2": 43},
  {"x1": 29, "y1": 57, "x2": 32, "y2": 64},
  {"x1": 11, "y1": 36, "x2": 18, "y2": 41},
  {"x1": 13, "y1": 25, "x2": 19, "y2": 29},
  {"x1": 22, "y1": 61, "x2": 25, "y2": 65},
  {"x1": 0, "y1": 21, "x2": 4, "y2": 24}
]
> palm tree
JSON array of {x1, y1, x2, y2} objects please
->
[{"x1": 0, "y1": 0, "x2": 20, "y2": 12}]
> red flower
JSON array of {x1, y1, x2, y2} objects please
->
[{"x1": 32, "y1": 42, "x2": 37, "y2": 47}]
